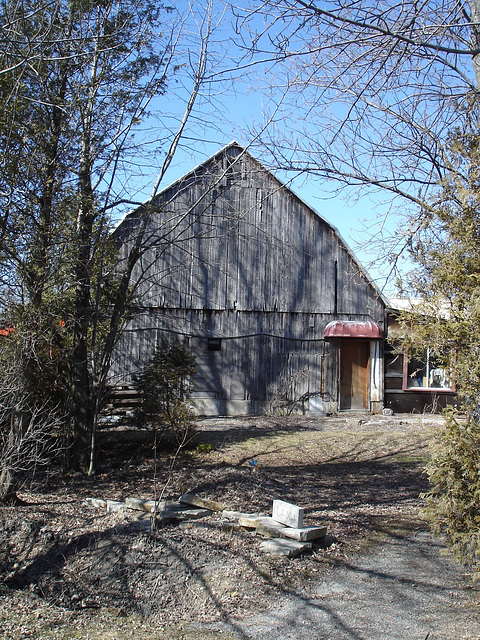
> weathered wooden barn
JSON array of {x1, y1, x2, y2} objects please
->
[{"x1": 110, "y1": 142, "x2": 387, "y2": 416}]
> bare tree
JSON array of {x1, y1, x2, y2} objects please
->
[
  {"x1": 86, "y1": 2, "x2": 218, "y2": 475},
  {"x1": 0, "y1": 398, "x2": 61, "y2": 504},
  {"x1": 0, "y1": 324, "x2": 63, "y2": 504},
  {"x1": 0, "y1": 0, "x2": 227, "y2": 473},
  {"x1": 233, "y1": 1, "x2": 480, "y2": 278}
]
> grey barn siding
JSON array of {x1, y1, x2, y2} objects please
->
[{"x1": 110, "y1": 143, "x2": 385, "y2": 415}]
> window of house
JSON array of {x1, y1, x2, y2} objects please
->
[{"x1": 403, "y1": 347, "x2": 453, "y2": 391}]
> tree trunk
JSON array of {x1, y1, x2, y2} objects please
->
[
  {"x1": 0, "y1": 467, "x2": 17, "y2": 505},
  {"x1": 67, "y1": 90, "x2": 96, "y2": 473},
  {"x1": 68, "y1": 337, "x2": 92, "y2": 472}
]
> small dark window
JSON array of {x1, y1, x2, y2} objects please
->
[{"x1": 208, "y1": 338, "x2": 222, "y2": 351}]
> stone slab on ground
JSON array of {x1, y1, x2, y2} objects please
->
[
  {"x1": 222, "y1": 510, "x2": 263, "y2": 520},
  {"x1": 286, "y1": 525, "x2": 327, "y2": 541},
  {"x1": 125, "y1": 498, "x2": 187, "y2": 514},
  {"x1": 256, "y1": 519, "x2": 283, "y2": 539},
  {"x1": 272, "y1": 499, "x2": 304, "y2": 528},
  {"x1": 237, "y1": 515, "x2": 265, "y2": 529},
  {"x1": 180, "y1": 493, "x2": 225, "y2": 512},
  {"x1": 106, "y1": 500, "x2": 127, "y2": 513},
  {"x1": 125, "y1": 497, "x2": 160, "y2": 513},
  {"x1": 255, "y1": 517, "x2": 327, "y2": 541},
  {"x1": 86, "y1": 498, "x2": 107, "y2": 509},
  {"x1": 259, "y1": 538, "x2": 313, "y2": 557},
  {"x1": 123, "y1": 497, "x2": 212, "y2": 519},
  {"x1": 158, "y1": 507, "x2": 212, "y2": 520}
]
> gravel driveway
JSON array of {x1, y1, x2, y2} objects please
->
[
  {"x1": 224, "y1": 530, "x2": 480, "y2": 640},
  {"x1": 192, "y1": 414, "x2": 480, "y2": 640},
  {"x1": 195, "y1": 528, "x2": 480, "y2": 640}
]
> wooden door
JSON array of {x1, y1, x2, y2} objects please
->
[{"x1": 339, "y1": 340, "x2": 370, "y2": 410}]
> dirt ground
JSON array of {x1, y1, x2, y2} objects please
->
[{"x1": 1, "y1": 413, "x2": 480, "y2": 639}]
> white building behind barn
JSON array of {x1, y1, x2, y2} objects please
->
[{"x1": 110, "y1": 142, "x2": 387, "y2": 416}]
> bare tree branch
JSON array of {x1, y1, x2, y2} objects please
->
[{"x1": 232, "y1": 0, "x2": 480, "y2": 284}]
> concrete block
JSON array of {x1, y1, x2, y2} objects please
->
[
  {"x1": 106, "y1": 500, "x2": 127, "y2": 513},
  {"x1": 259, "y1": 539, "x2": 312, "y2": 557},
  {"x1": 308, "y1": 397, "x2": 325, "y2": 414},
  {"x1": 272, "y1": 499, "x2": 304, "y2": 528},
  {"x1": 254, "y1": 517, "x2": 327, "y2": 541},
  {"x1": 180, "y1": 493, "x2": 225, "y2": 512}
]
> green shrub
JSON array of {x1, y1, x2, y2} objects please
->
[
  {"x1": 195, "y1": 442, "x2": 214, "y2": 454},
  {"x1": 133, "y1": 340, "x2": 197, "y2": 446},
  {"x1": 423, "y1": 407, "x2": 480, "y2": 574}
]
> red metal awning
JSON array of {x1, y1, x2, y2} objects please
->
[{"x1": 323, "y1": 320, "x2": 384, "y2": 339}]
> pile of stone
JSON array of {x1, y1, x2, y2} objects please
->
[
  {"x1": 86, "y1": 492, "x2": 224, "y2": 532},
  {"x1": 222, "y1": 499, "x2": 327, "y2": 557},
  {"x1": 86, "y1": 494, "x2": 327, "y2": 557}
]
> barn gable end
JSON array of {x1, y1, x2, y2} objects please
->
[{"x1": 110, "y1": 142, "x2": 386, "y2": 416}]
